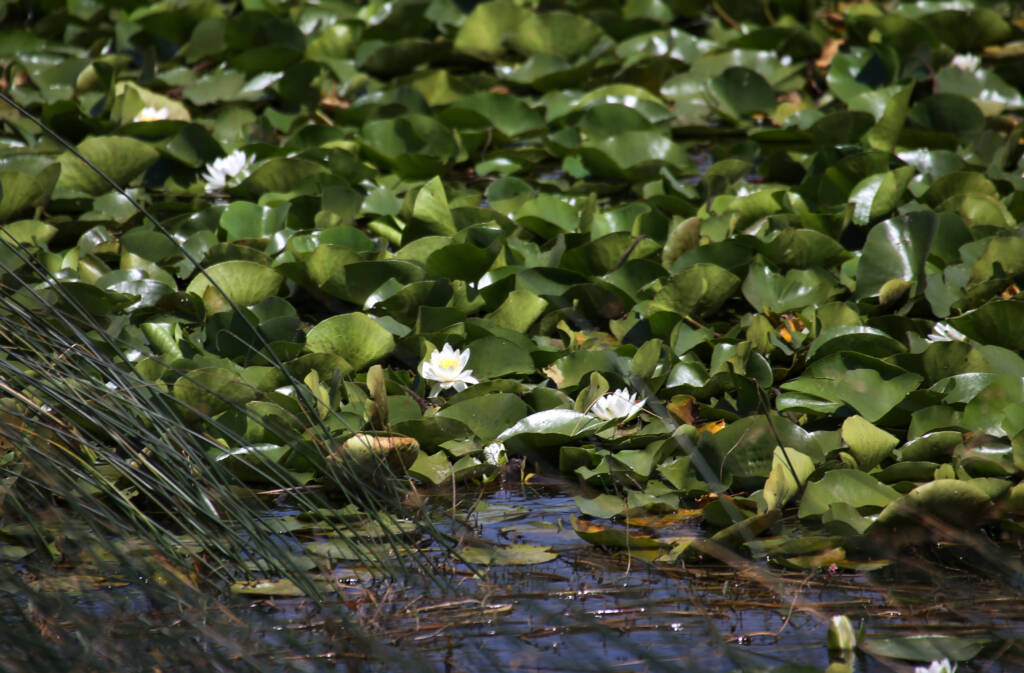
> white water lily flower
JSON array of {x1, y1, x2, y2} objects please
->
[
  {"x1": 950, "y1": 53, "x2": 980, "y2": 72},
  {"x1": 914, "y1": 659, "x2": 956, "y2": 673},
  {"x1": 132, "y1": 106, "x2": 169, "y2": 123},
  {"x1": 925, "y1": 322, "x2": 968, "y2": 344},
  {"x1": 201, "y1": 150, "x2": 255, "y2": 193},
  {"x1": 419, "y1": 343, "x2": 478, "y2": 396},
  {"x1": 483, "y1": 441, "x2": 506, "y2": 466},
  {"x1": 589, "y1": 388, "x2": 645, "y2": 422}
]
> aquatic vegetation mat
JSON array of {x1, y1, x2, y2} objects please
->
[{"x1": 3, "y1": 0, "x2": 1024, "y2": 670}]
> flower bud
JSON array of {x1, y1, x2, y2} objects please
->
[{"x1": 827, "y1": 615, "x2": 857, "y2": 651}]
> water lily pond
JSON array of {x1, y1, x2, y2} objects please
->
[{"x1": 3, "y1": 0, "x2": 1024, "y2": 671}]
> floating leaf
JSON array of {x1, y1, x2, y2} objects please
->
[
  {"x1": 185, "y1": 261, "x2": 283, "y2": 313},
  {"x1": 0, "y1": 162, "x2": 60, "y2": 222},
  {"x1": 848, "y1": 166, "x2": 914, "y2": 226},
  {"x1": 707, "y1": 67, "x2": 775, "y2": 121},
  {"x1": 306, "y1": 313, "x2": 395, "y2": 370},
  {"x1": 950, "y1": 301, "x2": 1024, "y2": 352},
  {"x1": 460, "y1": 544, "x2": 557, "y2": 565},
  {"x1": 649, "y1": 264, "x2": 740, "y2": 318},
  {"x1": 406, "y1": 450, "x2": 452, "y2": 486},
  {"x1": 437, "y1": 394, "x2": 529, "y2": 441},
  {"x1": 855, "y1": 212, "x2": 936, "y2": 298},
  {"x1": 763, "y1": 447, "x2": 815, "y2": 511},
  {"x1": 872, "y1": 479, "x2": 993, "y2": 532},
  {"x1": 798, "y1": 470, "x2": 900, "y2": 519},
  {"x1": 841, "y1": 415, "x2": 899, "y2": 471},
  {"x1": 173, "y1": 368, "x2": 258, "y2": 420},
  {"x1": 571, "y1": 516, "x2": 666, "y2": 550},
  {"x1": 860, "y1": 634, "x2": 991, "y2": 663},
  {"x1": 710, "y1": 509, "x2": 781, "y2": 549},
  {"x1": 742, "y1": 264, "x2": 836, "y2": 313},
  {"x1": 56, "y1": 136, "x2": 158, "y2": 196},
  {"x1": 782, "y1": 365, "x2": 921, "y2": 422}
]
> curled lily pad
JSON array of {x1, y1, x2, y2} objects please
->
[
  {"x1": 327, "y1": 434, "x2": 420, "y2": 480},
  {"x1": 709, "y1": 509, "x2": 781, "y2": 550},
  {"x1": 571, "y1": 516, "x2": 666, "y2": 550}
]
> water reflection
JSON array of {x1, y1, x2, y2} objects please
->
[{"x1": 4, "y1": 480, "x2": 1022, "y2": 672}]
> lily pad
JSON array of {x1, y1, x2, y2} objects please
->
[
  {"x1": 56, "y1": 136, "x2": 159, "y2": 197},
  {"x1": 185, "y1": 260, "x2": 283, "y2": 312},
  {"x1": 460, "y1": 544, "x2": 557, "y2": 566},
  {"x1": 306, "y1": 313, "x2": 395, "y2": 370}
]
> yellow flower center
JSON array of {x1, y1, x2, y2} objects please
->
[{"x1": 438, "y1": 357, "x2": 458, "y2": 371}]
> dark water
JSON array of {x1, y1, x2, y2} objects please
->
[
  {"x1": 4, "y1": 483, "x2": 1022, "y2": 673},
  {"x1": 225, "y1": 483, "x2": 1024, "y2": 672}
]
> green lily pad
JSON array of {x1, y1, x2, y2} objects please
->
[
  {"x1": 0, "y1": 219, "x2": 58, "y2": 268},
  {"x1": 649, "y1": 263, "x2": 740, "y2": 319},
  {"x1": 798, "y1": 470, "x2": 900, "y2": 519},
  {"x1": 707, "y1": 67, "x2": 775, "y2": 122},
  {"x1": 460, "y1": 543, "x2": 557, "y2": 566},
  {"x1": 407, "y1": 450, "x2": 452, "y2": 485},
  {"x1": 855, "y1": 212, "x2": 937, "y2": 298},
  {"x1": 437, "y1": 393, "x2": 529, "y2": 441},
  {"x1": 848, "y1": 166, "x2": 914, "y2": 226},
  {"x1": 0, "y1": 162, "x2": 61, "y2": 222},
  {"x1": 699, "y1": 415, "x2": 825, "y2": 487},
  {"x1": 872, "y1": 478, "x2": 993, "y2": 531},
  {"x1": 185, "y1": 260, "x2": 283, "y2": 312},
  {"x1": 860, "y1": 634, "x2": 991, "y2": 663},
  {"x1": 361, "y1": 114, "x2": 457, "y2": 179},
  {"x1": 742, "y1": 264, "x2": 836, "y2": 313},
  {"x1": 173, "y1": 367, "x2": 258, "y2": 420},
  {"x1": 306, "y1": 313, "x2": 395, "y2": 370},
  {"x1": 841, "y1": 415, "x2": 899, "y2": 471},
  {"x1": 463, "y1": 336, "x2": 535, "y2": 379},
  {"x1": 56, "y1": 136, "x2": 159, "y2": 196},
  {"x1": 763, "y1": 447, "x2": 816, "y2": 511},
  {"x1": 781, "y1": 364, "x2": 921, "y2": 422},
  {"x1": 950, "y1": 301, "x2": 1024, "y2": 352},
  {"x1": 899, "y1": 431, "x2": 962, "y2": 462},
  {"x1": 497, "y1": 409, "x2": 604, "y2": 449}
]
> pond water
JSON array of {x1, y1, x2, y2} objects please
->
[
  {"x1": 4, "y1": 480, "x2": 1022, "y2": 673},
  {"x1": 217, "y1": 482, "x2": 1024, "y2": 672}
]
